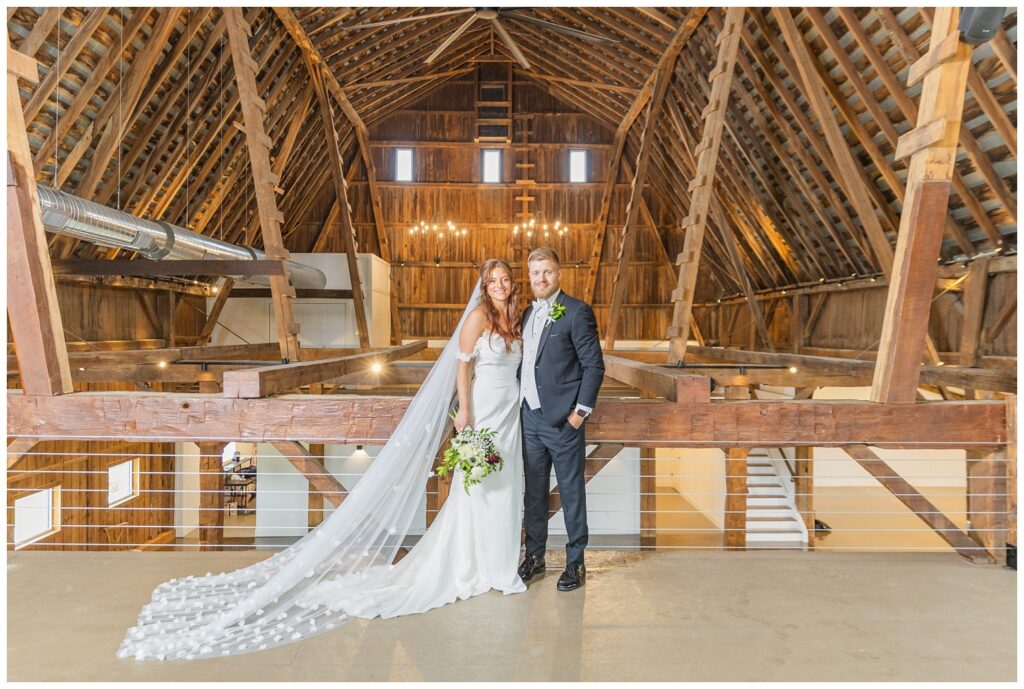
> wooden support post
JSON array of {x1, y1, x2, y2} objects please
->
[
  {"x1": 959, "y1": 259, "x2": 989, "y2": 367},
  {"x1": 1005, "y1": 395, "x2": 1016, "y2": 563},
  {"x1": 640, "y1": 446, "x2": 657, "y2": 548},
  {"x1": 870, "y1": 9, "x2": 973, "y2": 403},
  {"x1": 7, "y1": 49, "x2": 73, "y2": 395},
  {"x1": 791, "y1": 294, "x2": 807, "y2": 354},
  {"x1": 966, "y1": 446, "x2": 1007, "y2": 562},
  {"x1": 224, "y1": 8, "x2": 302, "y2": 362},
  {"x1": 843, "y1": 444, "x2": 993, "y2": 563},
  {"x1": 724, "y1": 385, "x2": 749, "y2": 549},
  {"x1": 307, "y1": 61, "x2": 371, "y2": 349},
  {"x1": 794, "y1": 445, "x2": 814, "y2": 548},
  {"x1": 308, "y1": 443, "x2": 326, "y2": 530},
  {"x1": 712, "y1": 197, "x2": 773, "y2": 351},
  {"x1": 197, "y1": 441, "x2": 226, "y2": 551},
  {"x1": 196, "y1": 278, "x2": 235, "y2": 347},
  {"x1": 667, "y1": 8, "x2": 745, "y2": 363}
]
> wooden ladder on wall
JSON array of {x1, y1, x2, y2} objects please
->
[
  {"x1": 474, "y1": 63, "x2": 513, "y2": 144},
  {"x1": 666, "y1": 8, "x2": 746, "y2": 364}
]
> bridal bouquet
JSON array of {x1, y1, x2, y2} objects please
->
[{"x1": 435, "y1": 413, "x2": 504, "y2": 493}]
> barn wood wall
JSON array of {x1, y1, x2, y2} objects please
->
[
  {"x1": 294, "y1": 77, "x2": 681, "y2": 339},
  {"x1": 693, "y1": 270, "x2": 1017, "y2": 357},
  {"x1": 7, "y1": 284, "x2": 203, "y2": 550},
  {"x1": 7, "y1": 440, "x2": 175, "y2": 551}
]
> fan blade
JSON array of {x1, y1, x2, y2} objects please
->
[
  {"x1": 499, "y1": 10, "x2": 619, "y2": 46},
  {"x1": 340, "y1": 8, "x2": 474, "y2": 31},
  {"x1": 488, "y1": 17, "x2": 531, "y2": 70},
  {"x1": 423, "y1": 13, "x2": 479, "y2": 64}
]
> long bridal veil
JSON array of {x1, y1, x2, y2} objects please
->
[{"x1": 119, "y1": 281, "x2": 483, "y2": 661}]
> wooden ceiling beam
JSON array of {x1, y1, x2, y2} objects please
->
[
  {"x1": 222, "y1": 341, "x2": 426, "y2": 397},
  {"x1": 22, "y1": 9, "x2": 108, "y2": 122},
  {"x1": 16, "y1": 7, "x2": 61, "y2": 57},
  {"x1": 836, "y1": 8, "x2": 1003, "y2": 248},
  {"x1": 276, "y1": 6, "x2": 401, "y2": 344},
  {"x1": 806, "y1": 8, "x2": 976, "y2": 257},
  {"x1": 870, "y1": 8, "x2": 975, "y2": 403},
  {"x1": 7, "y1": 49, "x2": 74, "y2": 395},
  {"x1": 224, "y1": 7, "x2": 302, "y2": 362},
  {"x1": 774, "y1": 9, "x2": 895, "y2": 276},
  {"x1": 74, "y1": 9, "x2": 183, "y2": 199},
  {"x1": 9, "y1": 393, "x2": 1007, "y2": 448},
  {"x1": 733, "y1": 18, "x2": 870, "y2": 273},
  {"x1": 31, "y1": 9, "x2": 152, "y2": 178}
]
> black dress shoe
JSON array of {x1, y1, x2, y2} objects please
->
[
  {"x1": 518, "y1": 555, "x2": 545, "y2": 583},
  {"x1": 557, "y1": 562, "x2": 586, "y2": 591}
]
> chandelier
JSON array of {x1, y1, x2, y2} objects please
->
[
  {"x1": 511, "y1": 214, "x2": 571, "y2": 248},
  {"x1": 408, "y1": 214, "x2": 468, "y2": 266}
]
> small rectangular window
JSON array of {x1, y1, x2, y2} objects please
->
[
  {"x1": 108, "y1": 458, "x2": 138, "y2": 506},
  {"x1": 569, "y1": 150, "x2": 587, "y2": 183},
  {"x1": 14, "y1": 487, "x2": 60, "y2": 547},
  {"x1": 482, "y1": 149, "x2": 502, "y2": 183},
  {"x1": 395, "y1": 148, "x2": 414, "y2": 182}
]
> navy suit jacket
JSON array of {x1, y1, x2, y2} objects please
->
[{"x1": 518, "y1": 291, "x2": 605, "y2": 427}]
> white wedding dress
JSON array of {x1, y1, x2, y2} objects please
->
[
  {"x1": 296, "y1": 331, "x2": 526, "y2": 616},
  {"x1": 118, "y1": 284, "x2": 525, "y2": 661}
]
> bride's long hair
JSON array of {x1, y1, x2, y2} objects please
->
[{"x1": 478, "y1": 258, "x2": 522, "y2": 351}]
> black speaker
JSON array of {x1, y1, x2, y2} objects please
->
[{"x1": 958, "y1": 7, "x2": 1007, "y2": 45}]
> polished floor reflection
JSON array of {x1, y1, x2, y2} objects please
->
[{"x1": 8, "y1": 548, "x2": 1013, "y2": 681}]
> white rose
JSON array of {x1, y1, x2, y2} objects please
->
[
  {"x1": 458, "y1": 444, "x2": 476, "y2": 461},
  {"x1": 469, "y1": 465, "x2": 485, "y2": 481}
]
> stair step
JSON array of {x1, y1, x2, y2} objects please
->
[
  {"x1": 746, "y1": 475, "x2": 781, "y2": 483},
  {"x1": 746, "y1": 520, "x2": 802, "y2": 530},
  {"x1": 747, "y1": 515, "x2": 800, "y2": 522},
  {"x1": 745, "y1": 541, "x2": 806, "y2": 550},
  {"x1": 746, "y1": 529, "x2": 804, "y2": 536}
]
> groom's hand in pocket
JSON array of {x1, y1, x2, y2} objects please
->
[{"x1": 567, "y1": 410, "x2": 585, "y2": 430}]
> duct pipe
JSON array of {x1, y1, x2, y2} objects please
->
[{"x1": 36, "y1": 185, "x2": 327, "y2": 289}]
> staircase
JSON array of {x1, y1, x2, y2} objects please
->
[{"x1": 745, "y1": 449, "x2": 806, "y2": 549}]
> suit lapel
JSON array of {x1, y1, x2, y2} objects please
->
[{"x1": 536, "y1": 291, "x2": 565, "y2": 361}]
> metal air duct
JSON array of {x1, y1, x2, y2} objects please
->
[{"x1": 36, "y1": 185, "x2": 327, "y2": 289}]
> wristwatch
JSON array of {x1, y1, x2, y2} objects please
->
[{"x1": 575, "y1": 409, "x2": 590, "y2": 419}]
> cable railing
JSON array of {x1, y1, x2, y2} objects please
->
[{"x1": 6, "y1": 444, "x2": 1013, "y2": 561}]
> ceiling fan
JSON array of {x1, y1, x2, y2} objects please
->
[{"x1": 339, "y1": 8, "x2": 618, "y2": 70}]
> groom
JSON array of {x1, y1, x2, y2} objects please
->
[{"x1": 517, "y1": 247, "x2": 605, "y2": 591}]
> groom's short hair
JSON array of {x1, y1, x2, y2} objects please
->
[{"x1": 528, "y1": 247, "x2": 560, "y2": 265}]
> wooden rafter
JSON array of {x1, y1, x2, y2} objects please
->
[
  {"x1": 870, "y1": 8, "x2": 973, "y2": 404},
  {"x1": 7, "y1": 49, "x2": 73, "y2": 396},
  {"x1": 224, "y1": 7, "x2": 302, "y2": 362},
  {"x1": 774, "y1": 9, "x2": 893, "y2": 276},
  {"x1": 604, "y1": 8, "x2": 708, "y2": 350},
  {"x1": 665, "y1": 8, "x2": 745, "y2": 363}
]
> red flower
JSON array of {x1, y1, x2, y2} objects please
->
[{"x1": 486, "y1": 454, "x2": 500, "y2": 464}]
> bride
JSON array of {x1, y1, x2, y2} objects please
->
[{"x1": 118, "y1": 259, "x2": 527, "y2": 661}]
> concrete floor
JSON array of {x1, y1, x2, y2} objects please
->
[{"x1": 8, "y1": 549, "x2": 1015, "y2": 681}]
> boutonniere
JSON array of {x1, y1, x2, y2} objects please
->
[{"x1": 545, "y1": 303, "x2": 567, "y2": 328}]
